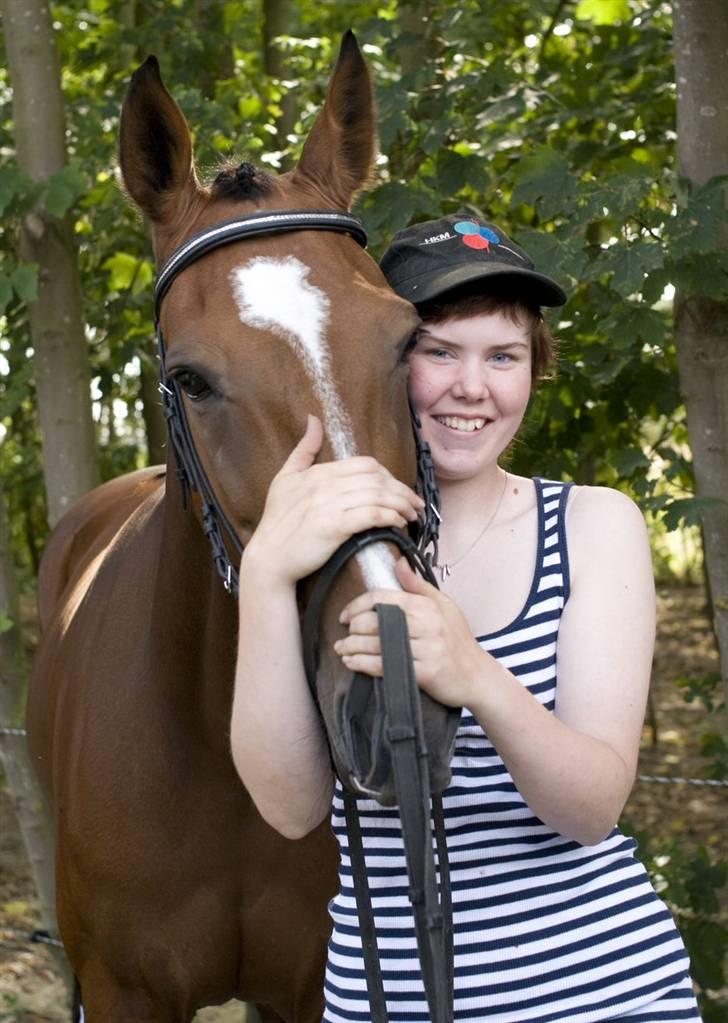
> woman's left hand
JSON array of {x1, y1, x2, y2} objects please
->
[{"x1": 335, "y1": 558, "x2": 486, "y2": 707}]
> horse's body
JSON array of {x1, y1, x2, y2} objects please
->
[
  {"x1": 27, "y1": 34, "x2": 423, "y2": 1022},
  {"x1": 33, "y1": 467, "x2": 337, "y2": 1022}
]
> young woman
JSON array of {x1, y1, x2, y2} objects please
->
[{"x1": 231, "y1": 215, "x2": 701, "y2": 1022}]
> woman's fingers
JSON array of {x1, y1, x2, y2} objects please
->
[
  {"x1": 340, "y1": 589, "x2": 419, "y2": 625},
  {"x1": 340, "y1": 653, "x2": 383, "y2": 677},
  {"x1": 334, "y1": 634, "x2": 380, "y2": 657},
  {"x1": 340, "y1": 608, "x2": 381, "y2": 636},
  {"x1": 279, "y1": 414, "x2": 324, "y2": 473},
  {"x1": 311, "y1": 470, "x2": 423, "y2": 522}
]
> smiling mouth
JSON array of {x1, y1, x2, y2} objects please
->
[{"x1": 434, "y1": 415, "x2": 489, "y2": 433}]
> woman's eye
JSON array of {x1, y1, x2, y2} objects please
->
[
  {"x1": 490, "y1": 351, "x2": 512, "y2": 364},
  {"x1": 173, "y1": 369, "x2": 212, "y2": 401}
]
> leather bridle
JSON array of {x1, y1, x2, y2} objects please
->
[{"x1": 153, "y1": 208, "x2": 454, "y2": 1023}]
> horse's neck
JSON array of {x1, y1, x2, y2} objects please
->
[{"x1": 150, "y1": 466, "x2": 239, "y2": 738}]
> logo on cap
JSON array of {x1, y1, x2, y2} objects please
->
[{"x1": 454, "y1": 220, "x2": 501, "y2": 251}]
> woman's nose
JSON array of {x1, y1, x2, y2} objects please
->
[{"x1": 452, "y1": 362, "x2": 489, "y2": 401}]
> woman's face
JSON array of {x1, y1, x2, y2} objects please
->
[{"x1": 408, "y1": 310, "x2": 533, "y2": 485}]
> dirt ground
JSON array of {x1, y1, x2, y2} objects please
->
[{"x1": 1, "y1": 584, "x2": 725, "y2": 1022}]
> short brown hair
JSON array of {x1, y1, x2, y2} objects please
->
[{"x1": 415, "y1": 284, "x2": 557, "y2": 383}]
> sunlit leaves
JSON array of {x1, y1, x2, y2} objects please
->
[
  {"x1": 575, "y1": 0, "x2": 631, "y2": 25},
  {"x1": 102, "y1": 253, "x2": 153, "y2": 296}
]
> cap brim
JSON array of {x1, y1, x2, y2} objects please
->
[{"x1": 395, "y1": 261, "x2": 568, "y2": 307}]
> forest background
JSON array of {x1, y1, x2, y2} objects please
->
[{"x1": 0, "y1": 0, "x2": 726, "y2": 1020}]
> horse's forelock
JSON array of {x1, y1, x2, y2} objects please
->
[{"x1": 210, "y1": 161, "x2": 275, "y2": 200}]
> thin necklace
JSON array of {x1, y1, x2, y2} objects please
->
[{"x1": 437, "y1": 470, "x2": 508, "y2": 581}]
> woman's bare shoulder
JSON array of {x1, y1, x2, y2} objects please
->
[
  {"x1": 566, "y1": 484, "x2": 647, "y2": 529},
  {"x1": 565, "y1": 484, "x2": 651, "y2": 578}
]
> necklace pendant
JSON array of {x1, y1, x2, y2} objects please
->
[{"x1": 440, "y1": 563, "x2": 452, "y2": 581}]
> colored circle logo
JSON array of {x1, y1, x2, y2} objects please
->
[{"x1": 454, "y1": 220, "x2": 501, "y2": 251}]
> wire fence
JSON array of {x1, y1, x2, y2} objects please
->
[
  {"x1": 1, "y1": 722, "x2": 726, "y2": 967},
  {"x1": 2, "y1": 724, "x2": 728, "y2": 786}
]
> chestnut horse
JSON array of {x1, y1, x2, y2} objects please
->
[{"x1": 27, "y1": 33, "x2": 436, "y2": 1022}]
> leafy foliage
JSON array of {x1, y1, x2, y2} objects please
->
[{"x1": 2, "y1": 0, "x2": 722, "y2": 578}]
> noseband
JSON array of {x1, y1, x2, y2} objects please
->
[{"x1": 153, "y1": 208, "x2": 453, "y2": 1023}]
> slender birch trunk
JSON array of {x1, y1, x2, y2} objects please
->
[
  {"x1": 1, "y1": 0, "x2": 99, "y2": 528},
  {"x1": 263, "y1": 0, "x2": 297, "y2": 170},
  {"x1": 672, "y1": 0, "x2": 728, "y2": 704}
]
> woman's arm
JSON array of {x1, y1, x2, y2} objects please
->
[
  {"x1": 231, "y1": 415, "x2": 424, "y2": 838},
  {"x1": 233, "y1": 550, "x2": 333, "y2": 839},
  {"x1": 336, "y1": 486, "x2": 655, "y2": 845}
]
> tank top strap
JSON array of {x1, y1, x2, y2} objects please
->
[{"x1": 532, "y1": 477, "x2": 573, "y2": 607}]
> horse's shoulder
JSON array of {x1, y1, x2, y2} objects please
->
[{"x1": 38, "y1": 466, "x2": 166, "y2": 630}]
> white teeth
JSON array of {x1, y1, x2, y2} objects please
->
[{"x1": 435, "y1": 415, "x2": 486, "y2": 432}]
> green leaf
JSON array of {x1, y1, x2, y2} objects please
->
[
  {"x1": 662, "y1": 495, "x2": 727, "y2": 531},
  {"x1": 0, "y1": 164, "x2": 35, "y2": 217},
  {"x1": 601, "y1": 242, "x2": 663, "y2": 297},
  {"x1": 361, "y1": 182, "x2": 417, "y2": 247},
  {"x1": 11, "y1": 264, "x2": 39, "y2": 304},
  {"x1": 45, "y1": 163, "x2": 88, "y2": 218},
  {"x1": 436, "y1": 151, "x2": 486, "y2": 197},
  {"x1": 682, "y1": 917, "x2": 727, "y2": 992},
  {"x1": 102, "y1": 253, "x2": 154, "y2": 295},
  {"x1": 0, "y1": 610, "x2": 14, "y2": 635},
  {"x1": 670, "y1": 176, "x2": 728, "y2": 258},
  {"x1": 575, "y1": 0, "x2": 630, "y2": 25},
  {"x1": 613, "y1": 447, "x2": 650, "y2": 477},
  {"x1": 627, "y1": 306, "x2": 667, "y2": 348},
  {"x1": 516, "y1": 229, "x2": 588, "y2": 287},
  {"x1": 511, "y1": 149, "x2": 578, "y2": 221},
  {"x1": 667, "y1": 251, "x2": 728, "y2": 301}
]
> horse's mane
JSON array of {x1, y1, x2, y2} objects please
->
[{"x1": 210, "y1": 161, "x2": 274, "y2": 199}]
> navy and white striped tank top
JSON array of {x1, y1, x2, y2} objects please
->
[{"x1": 324, "y1": 479, "x2": 701, "y2": 1023}]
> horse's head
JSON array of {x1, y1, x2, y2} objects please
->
[{"x1": 119, "y1": 32, "x2": 457, "y2": 806}]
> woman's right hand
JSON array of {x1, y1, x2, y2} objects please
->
[{"x1": 243, "y1": 414, "x2": 424, "y2": 586}]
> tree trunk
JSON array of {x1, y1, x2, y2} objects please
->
[
  {"x1": 262, "y1": 0, "x2": 297, "y2": 170},
  {"x1": 672, "y1": 0, "x2": 728, "y2": 704},
  {"x1": 398, "y1": 0, "x2": 437, "y2": 76},
  {"x1": 1, "y1": 0, "x2": 99, "y2": 528},
  {"x1": 0, "y1": 486, "x2": 70, "y2": 992},
  {"x1": 195, "y1": 0, "x2": 235, "y2": 97}
]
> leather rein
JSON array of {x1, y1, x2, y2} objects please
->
[{"x1": 153, "y1": 208, "x2": 453, "y2": 1023}]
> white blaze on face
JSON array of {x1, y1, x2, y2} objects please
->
[
  {"x1": 230, "y1": 255, "x2": 355, "y2": 460},
  {"x1": 230, "y1": 255, "x2": 399, "y2": 591}
]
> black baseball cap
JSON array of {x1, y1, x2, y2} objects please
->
[{"x1": 380, "y1": 214, "x2": 567, "y2": 307}]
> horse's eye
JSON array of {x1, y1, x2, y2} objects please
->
[{"x1": 173, "y1": 369, "x2": 212, "y2": 401}]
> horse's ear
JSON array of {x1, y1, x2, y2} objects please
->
[
  {"x1": 293, "y1": 31, "x2": 377, "y2": 209},
  {"x1": 119, "y1": 56, "x2": 200, "y2": 224}
]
